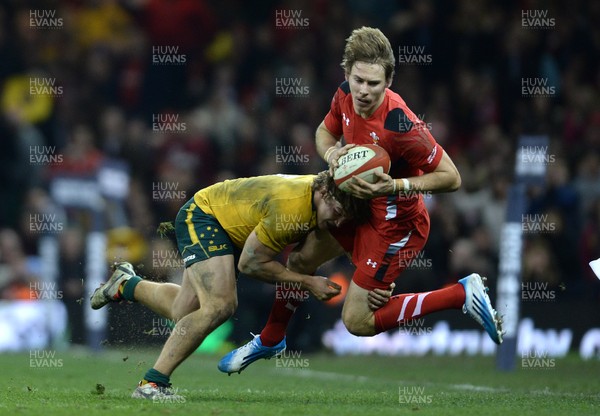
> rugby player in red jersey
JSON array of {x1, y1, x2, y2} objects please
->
[{"x1": 219, "y1": 27, "x2": 503, "y2": 374}]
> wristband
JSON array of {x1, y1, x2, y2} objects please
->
[
  {"x1": 392, "y1": 179, "x2": 397, "y2": 194},
  {"x1": 401, "y1": 178, "x2": 410, "y2": 191},
  {"x1": 324, "y1": 146, "x2": 336, "y2": 164}
]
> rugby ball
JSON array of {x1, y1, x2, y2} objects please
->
[{"x1": 333, "y1": 144, "x2": 391, "y2": 192}]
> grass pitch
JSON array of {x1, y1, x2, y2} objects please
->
[{"x1": 1, "y1": 348, "x2": 599, "y2": 416}]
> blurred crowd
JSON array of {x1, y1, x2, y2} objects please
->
[{"x1": 0, "y1": 0, "x2": 599, "y2": 345}]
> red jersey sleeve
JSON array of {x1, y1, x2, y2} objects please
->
[
  {"x1": 323, "y1": 83, "x2": 348, "y2": 137},
  {"x1": 394, "y1": 128, "x2": 443, "y2": 173}
]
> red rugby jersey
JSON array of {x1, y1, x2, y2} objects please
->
[{"x1": 323, "y1": 81, "x2": 443, "y2": 222}]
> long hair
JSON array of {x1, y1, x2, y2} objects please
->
[{"x1": 312, "y1": 171, "x2": 371, "y2": 223}]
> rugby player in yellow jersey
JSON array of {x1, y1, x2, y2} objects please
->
[{"x1": 90, "y1": 171, "x2": 370, "y2": 400}]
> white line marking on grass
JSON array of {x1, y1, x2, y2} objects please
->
[
  {"x1": 271, "y1": 368, "x2": 371, "y2": 383},
  {"x1": 274, "y1": 367, "x2": 503, "y2": 392},
  {"x1": 273, "y1": 368, "x2": 512, "y2": 395},
  {"x1": 271, "y1": 366, "x2": 599, "y2": 399},
  {"x1": 273, "y1": 368, "x2": 502, "y2": 392},
  {"x1": 447, "y1": 383, "x2": 508, "y2": 393}
]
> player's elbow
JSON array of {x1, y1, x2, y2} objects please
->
[
  {"x1": 238, "y1": 258, "x2": 259, "y2": 276},
  {"x1": 446, "y1": 170, "x2": 461, "y2": 192},
  {"x1": 450, "y1": 171, "x2": 462, "y2": 192},
  {"x1": 287, "y1": 251, "x2": 316, "y2": 275}
]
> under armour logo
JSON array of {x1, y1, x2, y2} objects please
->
[
  {"x1": 342, "y1": 112, "x2": 350, "y2": 126},
  {"x1": 366, "y1": 258, "x2": 377, "y2": 268},
  {"x1": 370, "y1": 131, "x2": 380, "y2": 143}
]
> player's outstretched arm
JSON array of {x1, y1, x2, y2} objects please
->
[{"x1": 238, "y1": 231, "x2": 341, "y2": 301}]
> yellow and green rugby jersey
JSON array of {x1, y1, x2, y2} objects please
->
[{"x1": 193, "y1": 174, "x2": 317, "y2": 253}]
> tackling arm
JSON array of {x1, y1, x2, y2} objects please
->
[{"x1": 238, "y1": 231, "x2": 341, "y2": 301}]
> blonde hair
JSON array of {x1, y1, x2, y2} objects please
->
[{"x1": 341, "y1": 27, "x2": 395, "y2": 81}]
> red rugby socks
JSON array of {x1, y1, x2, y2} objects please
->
[
  {"x1": 259, "y1": 285, "x2": 305, "y2": 346},
  {"x1": 260, "y1": 282, "x2": 466, "y2": 342},
  {"x1": 373, "y1": 283, "x2": 465, "y2": 333}
]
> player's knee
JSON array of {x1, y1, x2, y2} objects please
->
[
  {"x1": 342, "y1": 309, "x2": 375, "y2": 336},
  {"x1": 223, "y1": 296, "x2": 238, "y2": 318},
  {"x1": 171, "y1": 305, "x2": 185, "y2": 322},
  {"x1": 170, "y1": 301, "x2": 192, "y2": 321},
  {"x1": 342, "y1": 317, "x2": 372, "y2": 336},
  {"x1": 205, "y1": 295, "x2": 237, "y2": 322}
]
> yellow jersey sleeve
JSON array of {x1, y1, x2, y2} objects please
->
[{"x1": 193, "y1": 175, "x2": 317, "y2": 252}]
